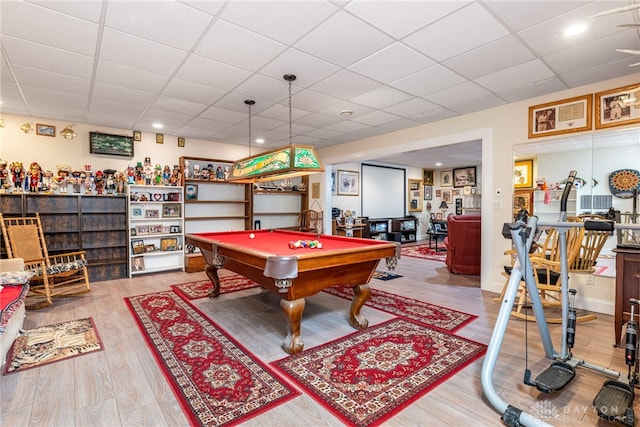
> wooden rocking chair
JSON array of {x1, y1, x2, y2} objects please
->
[
  {"x1": 568, "y1": 214, "x2": 611, "y2": 273},
  {"x1": 0, "y1": 213, "x2": 90, "y2": 308},
  {"x1": 297, "y1": 209, "x2": 321, "y2": 234}
]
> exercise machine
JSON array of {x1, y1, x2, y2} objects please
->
[{"x1": 482, "y1": 171, "x2": 640, "y2": 426}]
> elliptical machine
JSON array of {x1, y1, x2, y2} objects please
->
[{"x1": 481, "y1": 170, "x2": 640, "y2": 426}]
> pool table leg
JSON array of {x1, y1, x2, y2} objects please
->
[
  {"x1": 280, "y1": 298, "x2": 305, "y2": 355},
  {"x1": 205, "y1": 265, "x2": 221, "y2": 299},
  {"x1": 350, "y1": 283, "x2": 370, "y2": 330}
]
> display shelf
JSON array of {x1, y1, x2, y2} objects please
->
[
  {"x1": 368, "y1": 219, "x2": 390, "y2": 241},
  {"x1": 462, "y1": 194, "x2": 482, "y2": 214},
  {"x1": 533, "y1": 188, "x2": 578, "y2": 223},
  {"x1": 127, "y1": 184, "x2": 184, "y2": 277},
  {"x1": 391, "y1": 217, "x2": 418, "y2": 243},
  {"x1": 252, "y1": 176, "x2": 309, "y2": 230}
]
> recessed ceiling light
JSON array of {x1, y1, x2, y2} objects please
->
[
  {"x1": 435, "y1": 162, "x2": 443, "y2": 167},
  {"x1": 256, "y1": 138, "x2": 265, "y2": 144},
  {"x1": 564, "y1": 23, "x2": 588, "y2": 37},
  {"x1": 340, "y1": 110, "x2": 353, "y2": 117},
  {"x1": 152, "y1": 123, "x2": 164, "y2": 129}
]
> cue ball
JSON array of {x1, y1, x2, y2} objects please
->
[{"x1": 249, "y1": 233, "x2": 255, "y2": 239}]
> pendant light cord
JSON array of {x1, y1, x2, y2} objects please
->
[{"x1": 244, "y1": 99, "x2": 255, "y2": 156}]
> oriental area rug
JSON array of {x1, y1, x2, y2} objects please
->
[
  {"x1": 171, "y1": 273, "x2": 259, "y2": 300},
  {"x1": 4, "y1": 317, "x2": 103, "y2": 374},
  {"x1": 124, "y1": 290, "x2": 299, "y2": 427},
  {"x1": 401, "y1": 244, "x2": 447, "y2": 262},
  {"x1": 324, "y1": 285, "x2": 476, "y2": 332},
  {"x1": 272, "y1": 318, "x2": 486, "y2": 427}
]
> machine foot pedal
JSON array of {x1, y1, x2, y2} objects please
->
[
  {"x1": 534, "y1": 362, "x2": 575, "y2": 393},
  {"x1": 593, "y1": 380, "x2": 635, "y2": 426}
]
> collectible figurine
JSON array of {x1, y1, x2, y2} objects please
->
[
  {"x1": 154, "y1": 164, "x2": 162, "y2": 185},
  {"x1": 200, "y1": 166, "x2": 209, "y2": 181},
  {"x1": 183, "y1": 160, "x2": 191, "y2": 179},
  {"x1": 94, "y1": 170, "x2": 104, "y2": 194},
  {"x1": 71, "y1": 170, "x2": 83, "y2": 193},
  {"x1": 223, "y1": 166, "x2": 230, "y2": 181},
  {"x1": 135, "y1": 162, "x2": 144, "y2": 184},
  {"x1": 127, "y1": 165, "x2": 135, "y2": 184},
  {"x1": 171, "y1": 165, "x2": 181, "y2": 186},
  {"x1": 10, "y1": 161, "x2": 25, "y2": 192},
  {"x1": 115, "y1": 171, "x2": 126, "y2": 194},
  {"x1": 216, "y1": 166, "x2": 224, "y2": 180},
  {"x1": 193, "y1": 164, "x2": 200, "y2": 180},
  {"x1": 144, "y1": 157, "x2": 153, "y2": 185},
  {"x1": 54, "y1": 164, "x2": 71, "y2": 193},
  {"x1": 26, "y1": 162, "x2": 43, "y2": 192},
  {"x1": 42, "y1": 170, "x2": 54, "y2": 193},
  {"x1": 0, "y1": 159, "x2": 9, "y2": 192},
  {"x1": 162, "y1": 165, "x2": 171, "y2": 185},
  {"x1": 104, "y1": 169, "x2": 116, "y2": 194},
  {"x1": 83, "y1": 171, "x2": 94, "y2": 194}
]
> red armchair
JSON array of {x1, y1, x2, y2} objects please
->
[{"x1": 443, "y1": 214, "x2": 481, "y2": 275}]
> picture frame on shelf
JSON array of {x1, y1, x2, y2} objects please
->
[
  {"x1": 161, "y1": 226, "x2": 170, "y2": 234},
  {"x1": 135, "y1": 225, "x2": 149, "y2": 235},
  {"x1": 161, "y1": 237, "x2": 179, "y2": 251},
  {"x1": 149, "y1": 224, "x2": 163, "y2": 234},
  {"x1": 185, "y1": 184, "x2": 198, "y2": 200},
  {"x1": 145, "y1": 244, "x2": 156, "y2": 252},
  {"x1": 132, "y1": 257, "x2": 145, "y2": 272},
  {"x1": 528, "y1": 94, "x2": 592, "y2": 138},
  {"x1": 162, "y1": 203, "x2": 181, "y2": 218},
  {"x1": 169, "y1": 225, "x2": 181, "y2": 233},
  {"x1": 130, "y1": 228, "x2": 137, "y2": 236},
  {"x1": 453, "y1": 167, "x2": 476, "y2": 188},
  {"x1": 595, "y1": 83, "x2": 640, "y2": 130},
  {"x1": 423, "y1": 185, "x2": 432, "y2": 200},
  {"x1": 131, "y1": 207, "x2": 143, "y2": 217},
  {"x1": 514, "y1": 159, "x2": 534, "y2": 189},
  {"x1": 440, "y1": 170, "x2": 452, "y2": 187},
  {"x1": 36, "y1": 123, "x2": 56, "y2": 137},
  {"x1": 145, "y1": 209, "x2": 160, "y2": 219},
  {"x1": 131, "y1": 239, "x2": 145, "y2": 255},
  {"x1": 337, "y1": 170, "x2": 359, "y2": 196}
]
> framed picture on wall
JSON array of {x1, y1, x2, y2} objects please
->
[
  {"x1": 514, "y1": 159, "x2": 534, "y2": 189},
  {"x1": 408, "y1": 179, "x2": 422, "y2": 212},
  {"x1": 422, "y1": 169, "x2": 434, "y2": 185},
  {"x1": 455, "y1": 198, "x2": 462, "y2": 215},
  {"x1": 513, "y1": 190, "x2": 533, "y2": 218},
  {"x1": 595, "y1": 83, "x2": 640, "y2": 129},
  {"x1": 453, "y1": 167, "x2": 476, "y2": 188},
  {"x1": 528, "y1": 94, "x2": 592, "y2": 138},
  {"x1": 423, "y1": 185, "x2": 432, "y2": 200},
  {"x1": 337, "y1": 170, "x2": 359, "y2": 196},
  {"x1": 440, "y1": 170, "x2": 452, "y2": 187},
  {"x1": 442, "y1": 189, "x2": 452, "y2": 203}
]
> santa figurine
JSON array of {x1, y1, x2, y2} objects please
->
[
  {"x1": 26, "y1": 162, "x2": 43, "y2": 193},
  {"x1": 94, "y1": 170, "x2": 105, "y2": 195}
]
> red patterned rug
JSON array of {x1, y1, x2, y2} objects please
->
[
  {"x1": 324, "y1": 285, "x2": 476, "y2": 332},
  {"x1": 401, "y1": 244, "x2": 447, "y2": 262},
  {"x1": 124, "y1": 290, "x2": 299, "y2": 426},
  {"x1": 171, "y1": 274, "x2": 259, "y2": 300},
  {"x1": 272, "y1": 318, "x2": 486, "y2": 427}
]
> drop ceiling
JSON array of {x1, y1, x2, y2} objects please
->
[{"x1": 1, "y1": 0, "x2": 639, "y2": 168}]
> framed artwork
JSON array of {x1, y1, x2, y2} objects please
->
[
  {"x1": 513, "y1": 159, "x2": 534, "y2": 189},
  {"x1": 463, "y1": 186, "x2": 472, "y2": 196},
  {"x1": 178, "y1": 137, "x2": 185, "y2": 147},
  {"x1": 331, "y1": 172, "x2": 336, "y2": 194},
  {"x1": 435, "y1": 189, "x2": 442, "y2": 197},
  {"x1": 311, "y1": 182, "x2": 320, "y2": 199},
  {"x1": 160, "y1": 237, "x2": 179, "y2": 251},
  {"x1": 135, "y1": 225, "x2": 149, "y2": 235},
  {"x1": 36, "y1": 123, "x2": 56, "y2": 137},
  {"x1": 145, "y1": 209, "x2": 160, "y2": 219},
  {"x1": 440, "y1": 170, "x2": 452, "y2": 187},
  {"x1": 131, "y1": 239, "x2": 145, "y2": 255},
  {"x1": 133, "y1": 130, "x2": 142, "y2": 141},
  {"x1": 185, "y1": 184, "x2": 198, "y2": 200},
  {"x1": 595, "y1": 83, "x2": 640, "y2": 129},
  {"x1": 452, "y1": 189, "x2": 460, "y2": 196},
  {"x1": 162, "y1": 203, "x2": 181, "y2": 218},
  {"x1": 131, "y1": 207, "x2": 143, "y2": 217},
  {"x1": 422, "y1": 169, "x2": 434, "y2": 185},
  {"x1": 436, "y1": 213, "x2": 443, "y2": 220},
  {"x1": 423, "y1": 185, "x2": 432, "y2": 200},
  {"x1": 90, "y1": 132, "x2": 134, "y2": 157},
  {"x1": 149, "y1": 224, "x2": 163, "y2": 234},
  {"x1": 156, "y1": 133, "x2": 164, "y2": 144},
  {"x1": 145, "y1": 244, "x2": 156, "y2": 252},
  {"x1": 130, "y1": 228, "x2": 137, "y2": 236},
  {"x1": 455, "y1": 198, "x2": 462, "y2": 215},
  {"x1": 453, "y1": 167, "x2": 476, "y2": 187},
  {"x1": 442, "y1": 189, "x2": 452, "y2": 203},
  {"x1": 513, "y1": 190, "x2": 533, "y2": 218},
  {"x1": 337, "y1": 170, "x2": 359, "y2": 196},
  {"x1": 170, "y1": 225, "x2": 181, "y2": 233},
  {"x1": 408, "y1": 178, "x2": 422, "y2": 212},
  {"x1": 131, "y1": 257, "x2": 145, "y2": 272},
  {"x1": 528, "y1": 94, "x2": 592, "y2": 138}
]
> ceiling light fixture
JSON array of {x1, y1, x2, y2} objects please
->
[
  {"x1": 227, "y1": 74, "x2": 324, "y2": 183},
  {"x1": 563, "y1": 23, "x2": 587, "y2": 37},
  {"x1": 60, "y1": 125, "x2": 77, "y2": 139},
  {"x1": 340, "y1": 110, "x2": 353, "y2": 117},
  {"x1": 152, "y1": 123, "x2": 163, "y2": 129}
]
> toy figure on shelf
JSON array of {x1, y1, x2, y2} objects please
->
[
  {"x1": 71, "y1": 170, "x2": 83, "y2": 193},
  {"x1": 183, "y1": 160, "x2": 191, "y2": 179},
  {"x1": 104, "y1": 169, "x2": 116, "y2": 194},
  {"x1": 224, "y1": 166, "x2": 229, "y2": 181},
  {"x1": 135, "y1": 162, "x2": 144, "y2": 184},
  {"x1": 200, "y1": 166, "x2": 210, "y2": 181},
  {"x1": 42, "y1": 170, "x2": 54, "y2": 193},
  {"x1": 126, "y1": 165, "x2": 135, "y2": 184},
  {"x1": 54, "y1": 164, "x2": 71, "y2": 194},
  {"x1": 154, "y1": 164, "x2": 162, "y2": 185},
  {"x1": 10, "y1": 161, "x2": 25, "y2": 193},
  {"x1": 94, "y1": 170, "x2": 104, "y2": 195},
  {"x1": 171, "y1": 164, "x2": 181, "y2": 186},
  {"x1": 83, "y1": 171, "x2": 94, "y2": 194},
  {"x1": 115, "y1": 171, "x2": 126, "y2": 194},
  {"x1": 193, "y1": 164, "x2": 200, "y2": 180},
  {"x1": 0, "y1": 159, "x2": 9, "y2": 193},
  {"x1": 26, "y1": 162, "x2": 43, "y2": 193},
  {"x1": 216, "y1": 166, "x2": 224, "y2": 180},
  {"x1": 162, "y1": 165, "x2": 171, "y2": 185},
  {"x1": 144, "y1": 157, "x2": 153, "y2": 185}
]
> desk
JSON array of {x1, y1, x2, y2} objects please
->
[
  {"x1": 614, "y1": 246, "x2": 640, "y2": 346},
  {"x1": 185, "y1": 229, "x2": 399, "y2": 354}
]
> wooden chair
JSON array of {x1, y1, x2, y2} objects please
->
[
  {"x1": 569, "y1": 214, "x2": 611, "y2": 273},
  {"x1": 0, "y1": 213, "x2": 90, "y2": 308},
  {"x1": 297, "y1": 210, "x2": 321, "y2": 234}
]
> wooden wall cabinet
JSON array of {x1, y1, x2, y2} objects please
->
[
  {"x1": 0, "y1": 193, "x2": 128, "y2": 282},
  {"x1": 614, "y1": 247, "x2": 640, "y2": 346},
  {"x1": 253, "y1": 176, "x2": 309, "y2": 230}
]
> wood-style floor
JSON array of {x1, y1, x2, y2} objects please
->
[{"x1": 1, "y1": 244, "x2": 637, "y2": 426}]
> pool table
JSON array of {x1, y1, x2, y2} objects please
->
[{"x1": 185, "y1": 229, "x2": 400, "y2": 354}]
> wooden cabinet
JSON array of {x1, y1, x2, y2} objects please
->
[
  {"x1": 127, "y1": 185, "x2": 184, "y2": 277},
  {"x1": 0, "y1": 193, "x2": 128, "y2": 282},
  {"x1": 253, "y1": 176, "x2": 309, "y2": 230},
  {"x1": 614, "y1": 247, "x2": 640, "y2": 346},
  {"x1": 391, "y1": 217, "x2": 417, "y2": 243},
  {"x1": 368, "y1": 219, "x2": 390, "y2": 240},
  {"x1": 533, "y1": 188, "x2": 578, "y2": 222}
]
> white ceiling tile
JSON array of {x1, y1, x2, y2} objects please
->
[
  {"x1": 303, "y1": 127, "x2": 343, "y2": 139},
  {"x1": 403, "y1": 3, "x2": 509, "y2": 61},
  {"x1": 484, "y1": 0, "x2": 589, "y2": 32},
  {"x1": 475, "y1": 59, "x2": 556, "y2": 92},
  {"x1": 151, "y1": 96, "x2": 209, "y2": 116},
  {"x1": 259, "y1": 48, "x2": 341, "y2": 87},
  {"x1": 352, "y1": 110, "x2": 401, "y2": 126},
  {"x1": 444, "y1": 36, "x2": 536, "y2": 80},
  {"x1": 92, "y1": 82, "x2": 157, "y2": 106},
  {"x1": 377, "y1": 117, "x2": 422, "y2": 132},
  {"x1": 162, "y1": 78, "x2": 226, "y2": 105},
  {"x1": 105, "y1": 1, "x2": 212, "y2": 51},
  {"x1": 99, "y1": 28, "x2": 187, "y2": 76},
  {"x1": 28, "y1": 0, "x2": 104, "y2": 22},
  {"x1": 199, "y1": 106, "x2": 249, "y2": 124},
  {"x1": 196, "y1": 20, "x2": 286, "y2": 71},
  {"x1": 351, "y1": 86, "x2": 413, "y2": 110},
  {"x1": 233, "y1": 74, "x2": 289, "y2": 103},
  {"x1": 448, "y1": 93, "x2": 506, "y2": 115},
  {"x1": 20, "y1": 85, "x2": 85, "y2": 109},
  {"x1": 390, "y1": 65, "x2": 466, "y2": 97},
  {"x1": 325, "y1": 120, "x2": 370, "y2": 133},
  {"x1": 346, "y1": 0, "x2": 469, "y2": 39},
  {"x1": 28, "y1": 101, "x2": 87, "y2": 122},
  {"x1": 2, "y1": 37, "x2": 94, "y2": 79},
  {"x1": 288, "y1": 88, "x2": 342, "y2": 112},
  {"x1": 384, "y1": 98, "x2": 441, "y2": 117},
  {"x1": 221, "y1": 1, "x2": 338, "y2": 45},
  {"x1": 175, "y1": 55, "x2": 252, "y2": 91},
  {"x1": 496, "y1": 78, "x2": 568, "y2": 103},
  {"x1": 425, "y1": 81, "x2": 492, "y2": 106},
  {"x1": 560, "y1": 57, "x2": 640, "y2": 88},
  {"x1": 296, "y1": 112, "x2": 343, "y2": 129},
  {"x1": 295, "y1": 11, "x2": 393, "y2": 67},
  {"x1": 94, "y1": 60, "x2": 169, "y2": 94},
  {"x1": 137, "y1": 109, "x2": 193, "y2": 131},
  {"x1": 1, "y1": 1, "x2": 99, "y2": 56},
  {"x1": 310, "y1": 69, "x2": 382, "y2": 99},
  {"x1": 318, "y1": 100, "x2": 375, "y2": 119},
  {"x1": 11, "y1": 65, "x2": 90, "y2": 96},
  {"x1": 349, "y1": 43, "x2": 434, "y2": 83}
]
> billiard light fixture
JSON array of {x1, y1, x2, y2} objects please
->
[{"x1": 228, "y1": 74, "x2": 324, "y2": 183}]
